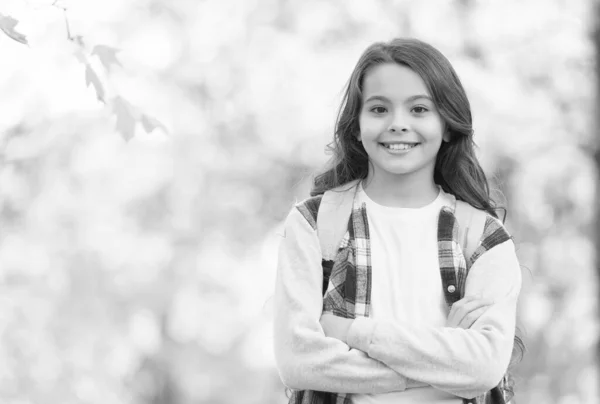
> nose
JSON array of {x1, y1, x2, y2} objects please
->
[
  {"x1": 388, "y1": 113, "x2": 409, "y2": 133},
  {"x1": 389, "y1": 125, "x2": 408, "y2": 133}
]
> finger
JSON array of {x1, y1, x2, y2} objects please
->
[
  {"x1": 452, "y1": 295, "x2": 493, "y2": 312},
  {"x1": 448, "y1": 299, "x2": 493, "y2": 327},
  {"x1": 457, "y1": 293, "x2": 494, "y2": 306},
  {"x1": 450, "y1": 294, "x2": 482, "y2": 314},
  {"x1": 459, "y1": 298, "x2": 494, "y2": 314},
  {"x1": 457, "y1": 305, "x2": 491, "y2": 329}
]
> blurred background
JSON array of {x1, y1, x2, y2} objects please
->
[{"x1": 0, "y1": 0, "x2": 597, "y2": 403}]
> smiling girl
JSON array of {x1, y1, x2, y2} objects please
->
[{"x1": 273, "y1": 38, "x2": 523, "y2": 404}]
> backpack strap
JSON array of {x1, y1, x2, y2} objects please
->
[
  {"x1": 454, "y1": 200, "x2": 487, "y2": 268},
  {"x1": 316, "y1": 180, "x2": 359, "y2": 261}
]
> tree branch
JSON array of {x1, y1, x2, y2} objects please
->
[{"x1": 52, "y1": 1, "x2": 72, "y2": 41}]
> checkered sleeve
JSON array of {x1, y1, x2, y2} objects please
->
[
  {"x1": 470, "y1": 215, "x2": 512, "y2": 266},
  {"x1": 273, "y1": 204, "x2": 409, "y2": 394}
]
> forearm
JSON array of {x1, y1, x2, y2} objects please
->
[
  {"x1": 346, "y1": 304, "x2": 516, "y2": 398},
  {"x1": 275, "y1": 319, "x2": 410, "y2": 393},
  {"x1": 346, "y1": 240, "x2": 521, "y2": 399},
  {"x1": 274, "y1": 208, "x2": 409, "y2": 394}
]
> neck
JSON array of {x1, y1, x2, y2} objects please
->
[{"x1": 362, "y1": 169, "x2": 439, "y2": 208}]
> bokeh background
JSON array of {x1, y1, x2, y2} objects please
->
[{"x1": 0, "y1": 0, "x2": 597, "y2": 403}]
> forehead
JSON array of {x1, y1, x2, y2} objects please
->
[{"x1": 362, "y1": 63, "x2": 430, "y2": 100}]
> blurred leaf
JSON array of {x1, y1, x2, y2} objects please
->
[
  {"x1": 112, "y1": 96, "x2": 137, "y2": 141},
  {"x1": 0, "y1": 13, "x2": 28, "y2": 45},
  {"x1": 140, "y1": 114, "x2": 168, "y2": 135},
  {"x1": 73, "y1": 35, "x2": 85, "y2": 47},
  {"x1": 74, "y1": 48, "x2": 87, "y2": 64},
  {"x1": 91, "y1": 45, "x2": 122, "y2": 71},
  {"x1": 84, "y1": 64, "x2": 105, "y2": 102}
]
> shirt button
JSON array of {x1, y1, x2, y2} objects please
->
[{"x1": 447, "y1": 285, "x2": 456, "y2": 293}]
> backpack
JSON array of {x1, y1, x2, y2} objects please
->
[
  {"x1": 316, "y1": 182, "x2": 485, "y2": 263},
  {"x1": 315, "y1": 182, "x2": 508, "y2": 404}
]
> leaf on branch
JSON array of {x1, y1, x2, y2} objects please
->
[
  {"x1": 85, "y1": 64, "x2": 105, "y2": 102},
  {"x1": 140, "y1": 114, "x2": 168, "y2": 135},
  {"x1": 74, "y1": 48, "x2": 87, "y2": 64},
  {"x1": 0, "y1": 13, "x2": 28, "y2": 45},
  {"x1": 91, "y1": 45, "x2": 122, "y2": 71},
  {"x1": 112, "y1": 97, "x2": 138, "y2": 142},
  {"x1": 73, "y1": 35, "x2": 85, "y2": 47}
]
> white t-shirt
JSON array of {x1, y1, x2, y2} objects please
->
[{"x1": 351, "y1": 184, "x2": 462, "y2": 404}]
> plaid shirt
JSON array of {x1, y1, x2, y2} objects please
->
[{"x1": 291, "y1": 187, "x2": 512, "y2": 404}]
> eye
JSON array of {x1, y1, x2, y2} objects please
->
[
  {"x1": 370, "y1": 106, "x2": 387, "y2": 114},
  {"x1": 412, "y1": 106, "x2": 429, "y2": 114}
]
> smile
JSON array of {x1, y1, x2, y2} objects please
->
[{"x1": 380, "y1": 142, "x2": 420, "y2": 153}]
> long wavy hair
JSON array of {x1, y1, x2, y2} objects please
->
[
  {"x1": 311, "y1": 38, "x2": 525, "y2": 400},
  {"x1": 311, "y1": 38, "x2": 496, "y2": 214}
]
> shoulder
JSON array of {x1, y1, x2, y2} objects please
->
[
  {"x1": 451, "y1": 197, "x2": 512, "y2": 247},
  {"x1": 448, "y1": 195, "x2": 513, "y2": 259},
  {"x1": 292, "y1": 180, "x2": 360, "y2": 230},
  {"x1": 294, "y1": 195, "x2": 323, "y2": 231},
  {"x1": 481, "y1": 213, "x2": 512, "y2": 248},
  {"x1": 466, "y1": 236, "x2": 522, "y2": 301},
  {"x1": 471, "y1": 212, "x2": 513, "y2": 263}
]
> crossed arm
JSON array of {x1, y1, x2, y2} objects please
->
[
  {"x1": 273, "y1": 209, "x2": 410, "y2": 394},
  {"x1": 273, "y1": 208, "x2": 521, "y2": 398}
]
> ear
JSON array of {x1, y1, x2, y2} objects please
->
[{"x1": 442, "y1": 131, "x2": 451, "y2": 142}]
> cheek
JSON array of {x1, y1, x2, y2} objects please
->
[
  {"x1": 422, "y1": 119, "x2": 445, "y2": 141},
  {"x1": 359, "y1": 115, "x2": 385, "y2": 138}
]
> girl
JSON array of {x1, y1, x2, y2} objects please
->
[{"x1": 273, "y1": 38, "x2": 524, "y2": 404}]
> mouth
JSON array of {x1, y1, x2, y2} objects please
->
[{"x1": 379, "y1": 142, "x2": 420, "y2": 152}]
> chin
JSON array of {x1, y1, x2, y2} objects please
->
[
  {"x1": 376, "y1": 162, "x2": 434, "y2": 178},
  {"x1": 381, "y1": 165, "x2": 420, "y2": 176}
]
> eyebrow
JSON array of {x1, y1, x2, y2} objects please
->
[{"x1": 364, "y1": 94, "x2": 433, "y2": 103}]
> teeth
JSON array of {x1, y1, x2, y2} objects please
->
[{"x1": 385, "y1": 143, "x2": 417, "y2": 150}]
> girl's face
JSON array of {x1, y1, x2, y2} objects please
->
[{"x1": 358, "y1": 63, "x2": 448, "y2": 185}]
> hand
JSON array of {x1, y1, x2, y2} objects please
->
[
  {"x1": 446, "y1": 294, "x2": 494, "y2": 329},
  {"x1": 320, "y1": 313, "x2": 354, "y2": 343}
]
